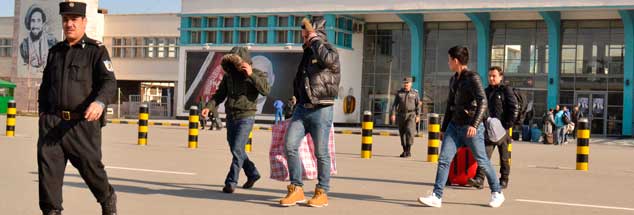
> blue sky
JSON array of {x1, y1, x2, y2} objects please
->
[{"x1": 0, "y1": 0, "x2": 181, "y2": 16}]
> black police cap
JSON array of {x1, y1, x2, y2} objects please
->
[{"x1": 59, "y1": 1, "x2": 86, "y2": 16}]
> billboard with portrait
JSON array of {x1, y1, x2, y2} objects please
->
[
  {"x1": 183, "y1": 50, "x2": 302, "y2": 115},
  {"x1": 17, "y1": 0, "x2": 63, "y2": 78}
]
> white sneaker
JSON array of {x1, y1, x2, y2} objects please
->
[
  {"x1": 489, "y1": 192, "x2": 505, "y2": 208},
  {"x1": 418, "y1": 193, "x2": 442, "y2": 208}
]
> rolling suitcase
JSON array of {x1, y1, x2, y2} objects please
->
[{"x1": 447, "y1": 147, "x2": 478, "y2": 186}]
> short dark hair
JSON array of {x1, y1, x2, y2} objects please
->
[
  {"x1": 489, "y1": 66, "x2": 504, "y2": 76},
  {"x1": 448, "y1": 46, "x2": 469, "y2": 65}
]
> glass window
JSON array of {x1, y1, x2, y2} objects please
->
[
  {"x1": 206, "y1": 17, "x2": 218, "y2": 27},
  {"x1": 256, "y1": 31, "x2": 267, "y2": 43},
  {"x1": 190, "y1": 31, "x2": 201, "y2": 44},
  {"x1": 190, "y1": 17, "x2": 201, "y2": 28},
  {"x1": 293, "y1": 30, "x2": 303, "y2": 43},
  {"x1": 276, "y1": 30, "x2": 288, "y2": 43},
  {"x1": 257, "y1": 17, "x2": 268, "y2": 27},
  {"x1": 238, "y1": 31, "x2": 249, "y2": 43},
  {"x1": 222, "y1": 31, "x2": 233, "y2": 43},
  {"x1": 205, "y1": 31, "x2": 217, "y2": 43},
  {"x1": 223, "y1": 17, "x2": 234, "y2": 27},
  {"x1": 278, "y1": 16, "x2": 289, "y2": 27},
  {"x1": 240, "y1": 17, "x2": 250, "y2": 27}
]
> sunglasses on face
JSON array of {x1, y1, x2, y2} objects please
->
[{"x1": 301, "y1": 25, "x2": 306, "y2": 30}]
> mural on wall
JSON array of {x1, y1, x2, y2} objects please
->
[
  {"x1": 17, "y1": 0, "x2": 62, "y2": 77},
  {"x1": 184, "y1": 51, "x2": 302, "y2": 114}
]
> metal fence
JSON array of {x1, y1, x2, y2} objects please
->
[{"x1": 126, "y1": 95, "x2": 172, "y2": 119}]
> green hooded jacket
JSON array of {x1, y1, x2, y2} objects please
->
[{"x1": 207, "y1": 47, "x2": 270, "y2": 119}]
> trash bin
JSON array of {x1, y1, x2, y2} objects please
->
[{"x1": 0, "y1": 80, "x2": 16, "y2": 114}]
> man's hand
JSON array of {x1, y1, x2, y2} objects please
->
[
  {"x1": 84, "y1": 102, "x2": 104, "y2": 121},
  {"x1": 415, "y1": 116, "x2": 420, "y2": 123},
  {"x1": 466, "y1": 126, "x2": 477, "y2": 138},
  {"x1": 201, "y1": 108, "x2": 210, "y2": 117},
  {"x1": 240, "y1": 62, "x2": 253, "y2": 77},
  {"x1": 390, "y1": 115, "x2": 396, "y2": 123}
]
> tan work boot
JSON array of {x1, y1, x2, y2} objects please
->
[
  {"x1": 307, "y1": 188, "x2": 329, "y2": 207},
  {"x1": 279, "y1": 184, "x2": 306, "y2": 207}
]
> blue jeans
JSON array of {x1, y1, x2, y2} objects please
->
[
  {"x1": 555, "y1": 126, "x2": 565, "y2": 145},
  {"x1": 433, "y1": 122, "x2": 501, "y2": 198},
  {"x1": 224, "y1": 116, "x2": 259, "y2": 187},
  {"x1": 284, "y1": 105, "x2": 333, "y2": 192},
  {"x1": 275, "y1": 108, "x2": 284, "y2": 124}
]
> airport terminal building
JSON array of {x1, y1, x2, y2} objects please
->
[{"x1": 1, "y1": 0, "x2": 633, "y2": 136}]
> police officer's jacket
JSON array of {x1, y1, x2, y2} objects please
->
[
  {"x1": 390, "y1": 88, "x2": 420, "y2": 116},
  {"x1": 38, "y1": 34, "x2": 117, "y2": 115}
]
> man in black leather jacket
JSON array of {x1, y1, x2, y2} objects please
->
[
  {"x1": 468, "y1": 66, "x2": 518, "y2": 190},
  {"x1": 280, "y1": 16, "x2": 340, "y2": 208},
  {"x1": 418, "y1": 46, "x2": 505, "y2": 208}
]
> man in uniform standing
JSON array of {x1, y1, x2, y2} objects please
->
[
  {"x1": 37, "y1": 2, "x2": 117, "y2": 215},
  {"x1": 390, "y1": 77, "x2": 420, "y2": 158}
]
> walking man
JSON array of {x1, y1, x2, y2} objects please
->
[
  {"x1": 418, "y1": 46, "x2": 505, "y2": 208},
  {"x1": 279, "y1": 16, "x2": 340, "y2": 208},
  {"x1": 468, "y1": 66, "x2": 517, "y2": 190},
  {"x1": 201, "y1": 46, "x2": 270, "y2": 193},
  {"x1": 38, "y1": 2, "x2": 117, "y2": 214},
  {"x1": 390, "y1": 77, "x2": 420, "y2": 157}
]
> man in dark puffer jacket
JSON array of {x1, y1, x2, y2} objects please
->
[
  {"x1": 279, "y1": 16, "x2": 340, "y2": 208},
  {"x1": 201, "y1": 46, "x2": 270, "y2": 194}
]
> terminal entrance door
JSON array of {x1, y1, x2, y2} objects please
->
[{"x1": 575, "y1": 92, "x2": 607, "y2": 136}]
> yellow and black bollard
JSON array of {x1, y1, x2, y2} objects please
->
[
  {"x1": 508, "y1": 127, "x2": 513, "y2": 166},
  {"x1": 427, "y1": 113, "x2": 440, "y2": 162},
  {"x1": 5, "y1": 100, "x2": 16, "y2": 137},
  {"x1": 576, "y1": 118, "x2": 590, "y2": 171},
  {"x1": 138, "y1": 104, "x2": 149, "y2": 145},
  {"x1": 188, "y1": 106, "x2": 199, "y2": 149},
  {"x1": 245, "y1": 130, "x2": 253, "y2": 152},
  {"x1": 361, "y1": 111, "x2": 373, "y2": 159}
]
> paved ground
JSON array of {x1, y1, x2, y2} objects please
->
[{"x1": 1, "y1": 116, "x2": 633, "y2": 215}]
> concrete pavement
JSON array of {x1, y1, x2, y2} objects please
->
[{"x1": 0, "y1": 116, "x2": 633, "y2": 215}]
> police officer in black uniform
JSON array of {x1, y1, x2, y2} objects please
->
[
  {"x1": 390, "y1": 77, "x2": 420, "y2": 157},
  {"x1": 37, "y1": 2, "x2": 117, "y2": 215}
]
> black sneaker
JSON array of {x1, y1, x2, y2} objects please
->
[
  {"x1": 42, "y1": 210, "x2": 62, "y2": 215},
  {"x1": 243, "y1": 175, "x2": 261, "y2": 189},
  {"x1": 101, "y1": 193, "x2": 117, "y2": 215},
  {"x1": 222, "y1": 185, "x2": 235, "y2": 193},
  {"x1": 467, "y1": 178, "x2": 484, "y2": 189}
]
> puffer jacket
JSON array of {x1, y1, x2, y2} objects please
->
[
  {"x1": 485, "y1": 84, "x2": 518, "y2": 130},
  {"x1": 441, "y1": 69, "x2": 488, "y2": 132},
  {"x1": 209, "y1": 47, "x2": 270, "y2": 119},
  {"x1": 294, "y1": 17, "x2": 341, "y2": 106}
]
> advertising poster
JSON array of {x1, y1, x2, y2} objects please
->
[{"x1": 184, "y1": 51, "x2": 302, "y2": 114}]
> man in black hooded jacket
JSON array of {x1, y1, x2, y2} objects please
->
[{"x1": 279, "y1": 16, "x2": 340, "y2": 208}]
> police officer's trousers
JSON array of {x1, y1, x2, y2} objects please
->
[
  {"x1": 37, "y1": 114, "x2": 115, "y2": 211},
  {"x1": 397, "y1": 112, "x2": 416, "y2": 152}
]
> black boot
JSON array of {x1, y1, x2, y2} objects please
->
[
  {"x1": 43, "y1": 210, "x2": 62, "y2": 215},
  {"x1": 101, "y1": 192, "x2": 117, "y2": 215},
  {"x1": 467, "y1": 178, "x2": 484, "y2": 189},
  {"x1": 500, "y1": 178, "x2": 509, "y2": 189},
  {"x1": 399, "y1": 145, "x2": 406, "y2": 157},
  {"x1": 405, "y1": 145, "x2": 412, "y2": 157}
]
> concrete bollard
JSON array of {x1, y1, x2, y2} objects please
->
[
  {"x1": 5, "y1": 100, "x2": 16, "y2": 137},
  {"x1": 361, "y1": 111, "x2": 373, "y2": 159},
  {"x1": 576, "y1": 118, "x2": 590, "y2": 171},
  {"x1": 188, "y1": 106, "x2": 199, "y2": 149},
  {"x1": 137, "y1": 104, "x2": 148, "y2": 145},
  {"x1": 427, "y1": 113, "x2": 440, "y2": 162}
]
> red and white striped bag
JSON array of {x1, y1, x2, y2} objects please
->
[{"x1": 269, "y1": 120, "x2": 337, "y2": 181}]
